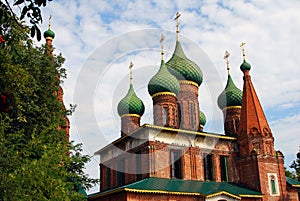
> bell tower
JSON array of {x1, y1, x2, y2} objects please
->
[
  {"x1": 43, "y1": 16, "x2": 70, "y2": 141},
  {"x1": 236, "y1": 43, "x2": 287, "y2": 200}
]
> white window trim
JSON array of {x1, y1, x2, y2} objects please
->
[{"x1": 267, "y1": 173, "x2": 280, "y2": 196}]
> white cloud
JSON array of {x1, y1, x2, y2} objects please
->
[{"x1": 34, "y1": 0, "x2": 300, "y2": 193}]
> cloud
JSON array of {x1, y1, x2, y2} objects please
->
[{"x1": 35, "y1": 0, "x2": 300, "y2": 193}]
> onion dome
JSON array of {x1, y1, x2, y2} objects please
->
[
  {"x1": 43, "y1": 28, "x2": 55, "y2": 39},
  {"x1": 217, "y1": 74, "x2": 242, "y2": 110},
  {"x1": 166, "y1": 41, "x2": 203, "y2": 86},
  {"x1": 199, "y1": 110, "x2": 207, "y2": 127},
  {"x1": 117, "y1": 84, "x2": 145, "y2": 116},
  {"x1": 240, "y1": 60, "x2": 251, "y2": 71},
  {"x1": 148, "y1": 59, "x2": 180, "y2": 97}
]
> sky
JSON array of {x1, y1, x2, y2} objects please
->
[{"x1": 35, "y1": 0, "x2": 300, "y2": 194}]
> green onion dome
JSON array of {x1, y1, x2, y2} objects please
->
[
  {"x1": 240, "y1": 60, "x2": 251, "y2": 71},
  {"x1": 43, "y1": 28, "x2": 55, "y2": 39},
  {"x1": 148, "y1": 59, "x2": 180, "y2": 97},
  {"x1": 217, "y1": 74, "x2": 242, "y2": 110},
  {"x1": 199, "y1": 110, "x2": 207, "y2": 127},
  {"x1": 166, "y1": 41, "x2": 203, "y2": 86},
  {"x1": 117, "y1": 84, "x2": 145, "y2": 116}
]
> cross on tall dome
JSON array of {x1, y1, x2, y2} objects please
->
[
  {"x1": 160, "y1": 33, "x2": 165, "y2": 58},
  {"x1": 174, "y1": 12, "x2": 181, "y2": 41},
  {"x1": 224, "y1": 50, "x2": 230, "y2": 74},
  {"x1": 129, "y1": 61, "x2": 134, "y2": 84},
  {"x1": 240, "y1": 42, "x2": 246, "y2": 60},
  {"x1": 48, "y1": 15, "x2": 52, "y2": 29}
]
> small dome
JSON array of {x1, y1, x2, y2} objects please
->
[
  {"x1": 199, "y1": 110, "x2": 207, "y2": 127},
  {"x1": 240, "y1": 60, "x2": 251, "y2": 71},
  {"x1": 117, "y1": 84, "x2": 145, "y2": 116},
  {"x1": 148, "y1": 59, "x2": 180, "y2": 96},
  {"x1": 217, "y1": 74, "x2": 242, "y2": 110},
  {"x1": 43, "y1": 28, "x2": 55, "y2": 39},
  {"x1": 166, "y1": 41, "x2": 203, "y2": 86}
]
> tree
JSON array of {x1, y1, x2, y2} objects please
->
[
  {"x1": 0, "y1": 9, "x2": 97, "y2": 201},
  {"x1": 290, "y1": 148, "x2": 300, "y2": 181},
  {"x1": 285, "y1": 167, "x2": 296, "y2": 179},
  {"x1": 1, "y1": 0, "x2": 52, "y2": 41}
]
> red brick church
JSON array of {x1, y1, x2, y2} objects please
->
[{"x1": 88, "y1": 14, "x2": 300, "y2": 201}]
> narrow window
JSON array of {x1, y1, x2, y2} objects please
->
[
  {"x1": 271, "y1": 179, "x2": 276, "y2": 194},
  {"x1": 268, "y1": 173, "x2": 279, "y2": 195},
  {"x1": 117, "y1": 159, "x2": 125, "y2": 186},
  {"x1": 220, "y1": 156, "x2": 229, "y2": 182},
  {"x1": 136, "y1": 151, "x2": 142, "y2": 180},
  {"x1": 204, "y1": 154, "x2": 214, "y2": 181},
  {"x1": 178, "y1": 103, "x2": 181, "y2": 127},
  {"x1": 189, "y1": 103, "x2": 195, "y2": 128},
  {"x1": 170, "y1": 150, "x2": 182, "y2": 178},
  {"x1": 106, "y1": 166, "x2": 111, "y2": 189},
  {"x1": 163, "y1": 107, "x2": 169, "y2": 126}
]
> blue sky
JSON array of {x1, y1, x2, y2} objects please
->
[{"x1": 36, "y1": 0, "x2": 300, "y2": 193}]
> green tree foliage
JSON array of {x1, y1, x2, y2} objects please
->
[
  {"x1": 285, "y1": 167, "x2": 296, "y2": 179},
  {"x1": 1, "y1": 0, "x2": 52, "y2": 41},
  {"x1": 0, "y1": 10, "x2": 97, "y2": 201},
  {"x1": 290, "y1": 147, "x2": 300, "y2": 181}
]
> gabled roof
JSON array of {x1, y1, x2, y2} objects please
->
[
  {"x1": 286, "y1": 177, "x2": 300, "y2": 188},
  {"x1": 89, "y1": 177, "x2": 262, "y2": 200}
]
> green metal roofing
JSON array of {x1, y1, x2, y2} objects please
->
[
  {"x1": 166, "y1": 41, "x2": 203, "y2": 86},
  {"x1": 117, "y1": 84, "x2": 145, "y2": 116},
  {"x1": 89, "y1": 177, "x2": 262, "y2": 199},
  {"x1": 217, "y1": 74, "x2": 242, "y2": 110},
  {"x1": 286, "y1": 177, "x2": 300, "y2": 187},
  {"x1": 43, "y1": 28, "x2": 55, "y2": 39},
  {"x1": 199, "y1": 110, "x2": 206, "y2": 126},
  {"x1": 240, "y1": 60, "x2": 251, "y2": 71},
  {"x1": 148, "y1": 59, "x2": 180, "y2": 96}
]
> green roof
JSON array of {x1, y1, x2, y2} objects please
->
[
  {"x1": 217, "y1": 74, "x2": 242, "y2": 110},
  {"x1": 89, "y1": 177, "x2": 262, "y2": 199},
  {"x1": 117, "y1": 84, "x2": 145, "y2": 116},
  {"x1": 166, "y1": 41, "x2": 203, "y2": 86},
  {"x1": 286, "y1": 177, "x2": 300, "y2": 187},
  {"x1": 43, "y1": 28, "x2": 55, "y2": 39},
  {"x1": 148, "y1": 59, "x2": 180, "y2": 96},
  {"x1": 240, "y1": 60, "x2": 251, "y2": 71},
  {"x1": 199, "y1": 110, "x2": 206, "y2": 126}
]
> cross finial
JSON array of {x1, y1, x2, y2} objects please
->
[
  {"x1": 129, "y1": 62, "x2": 134, "y2": 84},
  {"x1": 160, "y1": 33, "x2": 165, "y2": 59},
  {"x1": 240, "y1": 42, "x2": 246, "y2": 60},
  {"x1": 48, "y1": 15, "x2": 52, "y2": 29},
  {"x1": 174, "y1": 12, "x2": 181, "y2": 41},
  {"x1": 224, "y1": 50, "x2": 230, "y2": 74}
]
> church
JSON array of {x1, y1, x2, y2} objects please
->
[{"x1": 87, "y1": 13, "x2": 300, "y2": 201}]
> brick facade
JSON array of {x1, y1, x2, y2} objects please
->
[
  {"x1": 177, "y1": 82, "x2": 199, "y2": 131},
  {"x1": 152, "y1": 94, "x2": 178, "y2": 128},
  {"x1": 222, "y1": 107, "x2": 241, "y2": 136},
  {"x1": 121, "y1": 115, "x2": 140, "y2": 136}
]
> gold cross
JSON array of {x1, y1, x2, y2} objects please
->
[
  {"x1": 174, "y1": 12, "x2": 181, "y2": 33},
  {"x1": 224, "y1": 50, "x2": 230, "y2": 74},
  {"x1": 240, "y1": 42, "x2": 246, "y2": 60},
  {"x1": 160, "y1": 33, "x2": 165, "y2": 57},
  {"x1": 48, "y1": 15, "x2": 52, "y2": 29},
  {"x1": 129, "y1": 62, "x2": 134, "y2": 84}
]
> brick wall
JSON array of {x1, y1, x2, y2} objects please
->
[{"x1": 177, "y1": 82, "x2": 199, "y2": 131}]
